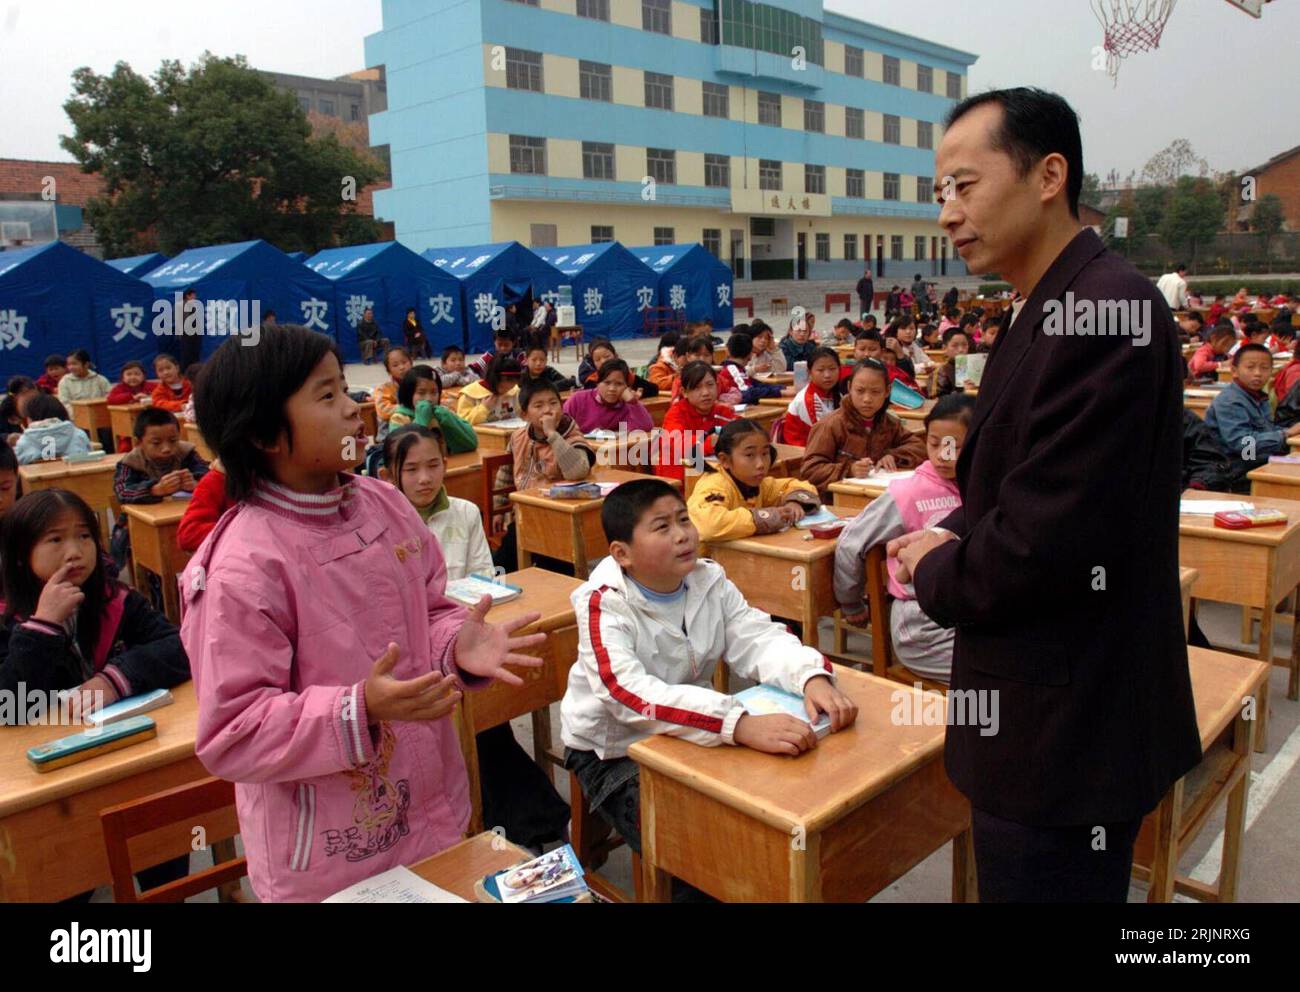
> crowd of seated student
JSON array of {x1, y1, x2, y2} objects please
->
[
  {"x1": 521, "y1": 342, "x2": 576, "y2": 393},
  {"x1": 647, "y1": 333, "x2": 688, "y2": 394},
  {"x1": 14, "y1": 394, "x2": 91, "y2": 465},
  {"x1": 745, "y1": 320, "x2": 786, "y2": 375},
  {"x1": 509, "y1": 378, "x2": 596, "y2": 491},
  {"x1": 781, "y1": 346, "x2": 842, "y2": 447},
  {"x1": 564, "y1": 359, "x2": 654, "y2": 434},
  {"x1": 35, "y1": 354, "x2": 66, "y2": 395},
  {"x1": 717, "y1": 333, "x2": 794, "y2": 405},
  {"x1": 436, "y1": 345, "x2": 478, "y2": 389},
  {"x1": 576, "y1": 339, "x2": 658, "y2": 399},
  {"x1": 1204, "y1": 343, "x2": 1300, "y2": 491},
  {"x1": 933, "y1": 327, "x2": 973, "y2": 397},
  {"x1": 655, "y1": 361, "x2": 739, "y2": 483},
  {"x1": 457, "y1": 356, "x2": 522, "y2": 425},
  {"x1": 386, "y1": 365, "x2": 478, "y2": 453},
  {"x1": 57, "y1": 349, "x2": 110, "y2": 405}
]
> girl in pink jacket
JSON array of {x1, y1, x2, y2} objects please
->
[
  {"x1": 180, "y1": 325, "x2": 544, "y2": 902},
  {"x1": 832, "y1": 393, "x2": 975, "y2": 683}
]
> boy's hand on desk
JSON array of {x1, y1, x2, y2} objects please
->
[
  {"x1": 152, "y1": 472, "x2": 182, "y2": 496},
  {"x1": 73, "y1": 674, "x2": 120, "y2": 714},
  {"x1": 366, "y1": 643, "x2": 462, "y2": 724},
  {"x1": 851, "y1": 457, "x2": 875, "y2": 477},
  {"x1": 875, "y1": 454, "x2": 898, "y2": 473},
  {"x1": 803, "y1": 675, "x2": 858, "y2": 731},
  {"x1": 734, "y1": 712, "x2": 817, "y2": 755},
  {"x1": 177, "y1": 470, "x2": 197, "y2": 490},
  {"x1": 454, "y1": 596, "x2": 546, "y2": 686},
  {"x1": 777, "y1": 503, "x2": 805, "y2": 524}
]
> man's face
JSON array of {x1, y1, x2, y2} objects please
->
[{"x1": 937, "y1": 102, "x2": 1046, "y2": 280}]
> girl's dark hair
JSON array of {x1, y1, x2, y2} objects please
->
[
  {"x1": 384, "y1": 346, "x2": 411, "y2": 371},
  {"x1": 850, "y1": 358, "x2": 890, "y2": 387},
  {"x1": 119, "y1": 361, "x2": 145, "y2": 377},
  {"x1": 43, "y1": 354, "x2": 66, "y2": 370},
  {"x1": 484, "y1": 356, "x2": 522, "y2": 393},
  {"x1": 657, "y1": 331, "x2": 680, "y2": 351},
  {"x1": 397, "y1": 365, "x2": 440, "y2": 410},
  {"x1": 927, "y1": 392, "x2": 977, "y2": 428},
  {"x1": 749, "y1": 319, "x2": 772, "y2": 336},
  {"x1": 154, "y1": 352, "x2": 179, "y2": 369},
  {"x1": 595, "y1": 358, "x2": 631, "y2": 384},
  {"x1": 679, "y1": 360, "x2": 717, "y2": 393},
  {"x1": 687, "y1": 335, "x2": 714, "y2": 355},
  {"x1": 68, "y1": 348, "x2": 93, "y2": 366},
  {"x1": 194, "y1": 324, "x2": 340, "y2": 502},
  {"x1": 0, "y1": 441, "x2": 18, "y2": 474},
  {"x1": 7, "y1": 375, "x2": 35, "y2": 396},
  {"x1": 588, "y1": 338, "x2": 615, "y2": 359},
  {"x1": 727, "y1": 333, "x2": 754, "y2": 360},
  {"x1": 943, "y1": 327, "x2": 971, "y2": 346},
  {"x1": 710, "y1": 418, "x2": 773, "y2": 472},
  {"x1": 25, "y1": 394, "x2": 68, "y2": 422},
  {"x1": 381, "y1": 424, "x2": 446, "y2": 485},
  {"x1": 1, "y1": 490, "x2": 111, "y2": 651},
  {"x1": 808, "y1": 346, "x2": 840, "y2": 369}
]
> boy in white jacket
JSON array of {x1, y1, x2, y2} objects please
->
[{"x1": 561, "y1": 478, "x2": 857, "y2": 856}]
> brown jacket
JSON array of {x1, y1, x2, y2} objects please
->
[
  {"x1": 646, "y1": 359, "x2": 679, "y2": 393},
  {"x1": 799, "y1": 402, "x2": 926, "y2": 490},
  {"x1": 509, "y1": 413, "x2": 595, "y2": 491}
]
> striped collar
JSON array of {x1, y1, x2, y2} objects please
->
[{"x1": 250, "y1": 476, "x2": 357, "y2": 525}]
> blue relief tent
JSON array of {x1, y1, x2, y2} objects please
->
[
  {"x1": 421, "y1": 241, "x2": 563, "y2": 352},
  {"x1": 530, "y1": 243, "x2": 658, "y2": 341},
  {"x1": 142, "y1": 240, "x2": 336, "y2": 359},
  {"x1": 105, "y1": 252, "x2": 170, "y2": 278},
  {"x1": 286, "y1": 251, "x2": 308, "y2": 262},
  {"x1": 307, "y1": 242, "x2": 463, "y2": 363},
  {"x1": 629, "y1": 243, "x2": 734, "y2": 328},
  {"x1": 0, "y1": 241, "x2": 157, "y2": 382}
]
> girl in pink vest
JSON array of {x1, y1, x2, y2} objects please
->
[
  {"x1": 180, "y1": 325, "x2": 545, "y2": 902},
  {"x1": 833, "y1": 393, "x2": 976, "y2": 683}
]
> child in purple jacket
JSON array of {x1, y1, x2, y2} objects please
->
[{"x1": 180, "y1": 324, "x2": 545, "y2": 902}]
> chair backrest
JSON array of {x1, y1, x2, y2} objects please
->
[
  {"x1": 100, "y1": 776, "x2": 245, "y2": 903},
  {"x1": 481, "y1": 450, "x2": 516, "y2": 539},
  {"x1": 866, "y1": 545, "x2": 947, "y2": 692}
]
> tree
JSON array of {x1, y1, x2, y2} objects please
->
[
  {"x1": 60, "y1": 53, "x2": 384, "y2": 257},
  {"x1": 1251, "y1": 194, "x2": 1285, "y2": 257},
  {"x1": 1081, "y1": 172, "x2": 1102, "y2": 208},
  {"x1": 1158, "y1": 177, "x2": 1222, "y2": 265},
  {"x1": 1140, "y1": 139, "x2": 1208, "y2": 187}
]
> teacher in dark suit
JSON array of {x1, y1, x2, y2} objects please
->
[{"x1": 891, "y1": 89, "x2": 1201, "y2": 902}]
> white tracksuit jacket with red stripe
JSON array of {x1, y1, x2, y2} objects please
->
[{"x1": 560, "y1": 555, "x2": 834, "y2": 760}]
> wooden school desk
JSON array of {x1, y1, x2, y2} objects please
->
[
  {"x1": 643, "y1": 395, "x2": 672, "y2": 427},
  {"x1": 829, "y1": 473, "x2": 901, "y2": 512},
  {"x1": 455, "y1": 568, "x2": 583, "y2": 834},
  {"x1": 182, "y1": 422, "x2": 215, "y2": 462},
  {"x1": 757, "y1": 372, "x2": 794, "y2": 386},
  {"x1": 107, "y1": 403, "x2": 145, "y2": 450},
  {"x1": 509, "y1": 468, "x2": 675, "y2": 579},
  {"x1": 407, "y1": 832, "x2": 533, "y2": 900},
  {"x1": 1180, "y1": 566, "x2": 1198, "y2": 637},
  {"x1": 1249, "y1": 461, "x2": 1300, "y2": 500},
  {"x1": 739, "y1": 403, "x2": 782, "y2": 432},
  {"x1": 1291, "y1": 435, "x2": 1300, "y2": 451},
  {"x1": 358, "y1": 401, "x2": 378, "y2": 440},
  {"x1": 701, "y1": 506, "x2": 855, "y2": 647},
  {"x1": 18, "y1": 452, "x2": 124, "y2": 534},
  {"x1": 0, "y1": 681, "x2": 215, "y2": 902},
  {"x1": 444, "y1": 450, "x2": 485, "y2": 515},
  {"x1": 472, "y1": 421, "x2": 523, "y2": 452},
  {"x1": 1183, "y1": 388, "x2": 1219, "y2": 419},
  {"x1": 1132, "y1": 647, "x2": 1268, "y2": 903},
  {"x1": 1178, "y1": 490, "x2": 1300, "y2": 752},
  {"x1": 71, "y1": 398, "x2": 110, "y2": 438},
  {"x1": 894, "y1": 398, "x2": 936, "y2": 432},
  {"x1": 124, "y1": 501, "x2": 191, "y2": 624},
  {"x1": 588, "y1": 431, "x2": 656, "y2": 474},
  {"x1": 630, "y1": 665, "x2": 973, "y2": 902}
]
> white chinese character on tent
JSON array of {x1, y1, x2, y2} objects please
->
[
  {"x1": 473, "y1": 292, "x2": 499, "y2": 325},
  {"x1": 344, "y1": 294, "x2": 375, "y2": 328},
  {"x1": 668, "y1": 285, "x2": 687, "y2": 311},
  {"x1": 574, "y1": 253, "x2": 595, "y2": 267},
  {"x1": 0, "y1": 309, "x2": 31, "y2": 350},
  {"x1": 583, "y1": 287, "x2": 604, "y2": 316},
  {"x1": 467, "y1": 254, "x2": 491, "y2": 270},
  {"x1": 300, "y1": 298, "x2": 329, "y2": 331},
  {"x1": 428, "y1": 294, "x2": 455, "y2": 325},
  {"x1": 540, "y1": 290, "x2": 560, "y2": 307},
  {"x1": 110, "y1": 303, "x2": 146, "y2": 342},
  {"x1": 716, "y1": 283, "x2": 731, "y2": 307},
  {"x1": 636, "y1": 287, "x2": 655, "y2": 311}
]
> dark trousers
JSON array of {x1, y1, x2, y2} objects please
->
[{"x1": 971, "y1": 806, "x2": 1143, "y2": 902}]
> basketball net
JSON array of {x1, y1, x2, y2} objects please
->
[{"x1": 1090, "y1": 0, "x2": 1178, "y2": 84}]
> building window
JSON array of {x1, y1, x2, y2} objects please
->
[
  {"x1": 947, "y1": 71, "x2": 962, "y2": 99},
  {"x1": 814, "y1": 233, "x2": 830, "y2": 262},
  {"x1": 642, "y1": 0, "x2": 671, "y2": 35},
  {"x1": 591, "y1": 225, "x2": 614, "y2": 243},
  {"x1": 579, "y1": 60, "x2": 612, "y2": 102},
  {"x1": 700, "y1": 6, "x2": 719, "y2": 44},
  {"x1": 350, "y1": 104, "x2": 360, "y2": 121},
  {"x1": 844, "y1": 44, "x2": 863, "y2": 77},
  {"x1": 915, "y1": 236, "x2": 927, "y2": 261},
  {"x1": 319, "y1": 98, "x2": 336, "y2": 116},
  {"x1": 846, "y1": 168, "x2": 865, "y2": 198},
  {"x1": 531, "y1": 223, "x2": 557, "y2": 247},
  {"x1": 751, "y1": 217, "x2": 775, "y2": 237},
  {"x1": 891, "y1": 235, "x2": 904, "y2": 261},
  {"x1": 703, "y1": 82, "x2": 729, "y2": 118},
  {"x1": 884, "y1": 114, "x2": 900, "y2": 145},
  {"x1": 804, "y1": 164, "x2": 825, "y2": 196},
  {"x1": 884, "y1": 172, "x2": 900, "y2": 201},
  {"x1": 758, "y1": 91, "x2": 781, "y2": 127},
  {"x1": 803, "y1": 99, "x2": 824, "y2": 133},
  {"x1": 884, "y1": 55, "x2": 900, "y2": 86},
  {"x1": 844, "y1": 234, "x2": 858, "y2": 261},
  {"x1": 297, "y1": 96, "x2": 311, "y2": 113},
  {"x1": 644, "y1": 71, "x2": 674, "y2": 111},
  {"x1": 576, "y1": 0, "x2": 608, "y2": 19},
  {"x1": 654, "y1": 226, "x2": 675, "y2": 246},
  {"x1": 845, "y1": 107, "x2": 864, "y2": 140},
  {"x1": 509, "y1": 135, "x2": 546, "y2": 175},
  {"x1": 718, "y1": 0, "x2": 824, "y2": 66},
  {"x1": 917, "y1": 175, "x2": 934, "y2": 202},
  {"x1": 759, "y1": 159, "x2": 782, "y2": 191},
  {"x1": 704, "y1": 153, "x2": 730, "y2": 188},
  {"x1": 582, "y1": 141, "x2": 615, "y2": 181},
  {"x1": 647, "y1": 147, "x2": 676, "y2": 185},
  {"x1": 703, "y1": 229, "x2": 722, "y2": 258},
  {"x1": 506, "y1": 48, "x2": 543, "y2": 92},
  {"x1": 507, "y1": 0, "x2": 539, "y2": 4},
  {"x1": 917, "y1": 64, "x2": 933, "y2": 93},
  {"x1": 917, "y1": 121, "x2": 933, "y2": 150}
]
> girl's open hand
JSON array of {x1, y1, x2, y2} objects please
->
[
  {"x1": 365, "y1": 642, "x2": 463, "y2": 724},
  {"x1": 454, "y1": 596, "x2": 546, "y2": 685}
]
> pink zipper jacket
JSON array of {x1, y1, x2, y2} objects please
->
[{"x1": 180, "y1": 474, "x2": 478, "y2": 902}]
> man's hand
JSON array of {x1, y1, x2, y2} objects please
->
[
  {"x1": 802, "y1": 675, "x2": 858, "y2": 732},
  {"x1": 889, "y1": 529, "x2": 956, "y2": 584}
]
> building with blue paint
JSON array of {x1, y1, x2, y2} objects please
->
[{"x1": 364, "y1": 0, "x2": 977, "y2": 281}]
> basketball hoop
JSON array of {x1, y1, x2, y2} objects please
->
[{"x1": 1090, "y1": 0, "x2": 1178, "y2": 84}]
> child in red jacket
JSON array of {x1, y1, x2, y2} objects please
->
[
  {"x1": 150, "y1": 353, "x2": 192, "y2": 412},
  {"x1": 178, "y1": 463, "x2": 230, "y2": 552}
]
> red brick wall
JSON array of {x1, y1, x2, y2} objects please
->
[{"x1": 1255, "y1": 151, "x2": 1300, "y2": 232}]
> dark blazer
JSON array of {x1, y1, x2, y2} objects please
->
[{"x1": 913, "y1": 228, "x2": 1201, "y2": 826}]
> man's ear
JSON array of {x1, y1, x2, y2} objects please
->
[
  {"x1": 1039, "y1": 152, "x2": 1070, "y2": 209},
  {"x1": 609, "y1": 540, "x2": 633, "y2": 570}
]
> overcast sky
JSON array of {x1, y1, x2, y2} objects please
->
[{"x1": 2, "y1": 0, "x2": 1292, "y2": 178}]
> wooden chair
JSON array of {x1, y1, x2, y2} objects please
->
[
  {"x1": 831, "y1": 546, "x2": 948, "y2": 692},
  {"x1": 480, "y1": 451, "x2": 516, "y2": 548},
  {"x1": 770, "y1": 297, "x2": 789, "y2": 316},
  {"x1": 100, "y1": 776, "x2": 245, "y2": 903}
]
